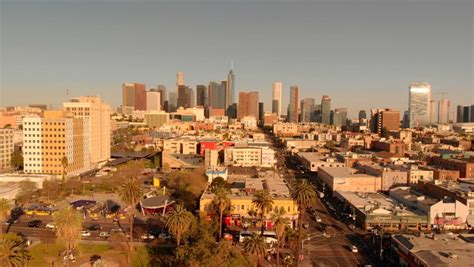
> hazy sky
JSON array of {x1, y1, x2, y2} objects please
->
[{"x1": 1, "y1": 0, "x2": 473, "y2": 117}]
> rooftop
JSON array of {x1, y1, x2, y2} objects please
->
[{"x1": 392, "y1": 233, "x2": 474, "y2": 266}]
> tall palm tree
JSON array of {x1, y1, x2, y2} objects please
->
[
  {"x1": 252, "y1": 190, "x2": 274, "y2": 235},
  {"x1": 0, "y1": 233, "x2": 30, "y2": 266},
  {"x1": 0, "y1": 199, "x2": 11, "y2": 234},
  {"x1": 271, "y1": 207, "x2": 289, "y2": 267},
  {"x1": 118, "y1": 178, "x2": 143, "y2": 244},
  {"x1": 290, "y1": 179, "x2": 316, "y2": 266},
  {"x1": 165, "y1": 205, "x2": 193, "y2": 247},
  {"x1": 213, "y1": 188, "x2": 230, "y2": 240},
  {"x1": 53, "y1": 206, "x2": 83, "y2": 267},
  {"x1": 243, "y1": 233, "x2": 266, "y2": 267}
]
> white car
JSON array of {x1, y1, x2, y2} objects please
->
[
  {"x1": 140, "y1": 233, "x2": 155, "y2": 240},
  {"x1": 45, "y1": 223, "x2": 57, "y2": 229},
  {"x1": 80, "y1": 231, "x2": 91, "y2": 237},
  {"x1": 99, "y1": 231, "x2": 111, "y2": 238},
  {"x1": 315, "y1": 216, "x2": 322, "y2": 223},
  {"x1": 351, "y1": 245, "x2": 358, "y2": 253}
]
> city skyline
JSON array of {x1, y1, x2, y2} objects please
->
[{"x1": 1, "y1": 1, "x2": 473, "y2": 116}]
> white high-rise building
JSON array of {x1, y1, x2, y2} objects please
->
[
  {"x1": 63, "y1": 96, "x2": 111, "y2": 165},
  {"x1": 272, "y1": 82, "x2": 282, "y2": 117},
  {"x1": 146, "y1": 91, "x2": 161, "y2": 111},
  {"x1": 408, "y1": 82, "x2": 431, "y2": 128},
  {"x1": 438, "y1": 99, "x2": 450, "y2": 124}
]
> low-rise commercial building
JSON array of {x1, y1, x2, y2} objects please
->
[
  {"x1": 318, "y1": 167, "x2": 382, "y2": 192},
  {"x1": 298, "y1": 152, "x2": 344, "y2": 172},
  {"x1": 335, "y1": 191, "x2": 428, "y2": 232},
  {"x1": 391, "y1": 234, "x2": 474, "y2": 267},
  {"x1": 390, "y1": 187, "x2": 468, "y2": 229}
]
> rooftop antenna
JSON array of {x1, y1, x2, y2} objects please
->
[{"x1": 231, "y1": 60, "x2": 234, "y2": 70}]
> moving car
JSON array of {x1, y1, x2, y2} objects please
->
[
  {"x1": 45, "y1": 222, "x2": 57, "y2": 229},
  {"x1": 27, "y1": 220, "x2": 42, "y2": 228},
  {"x1": 80, "y1": 231, "x2": 91, "y2": 237},
  {"x1": 351, "y1": 245, "x2": 358, "y2": 253},
  {"x1": 140, "y1": 233, "x2": 155, "y2": 240}
]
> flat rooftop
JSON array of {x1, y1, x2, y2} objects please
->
[
  {"x1": 320, "y1": 167, "x2": 375, "y2": 179},
  {"x1": 393, "y1": 234, "x2": 474, "y2": 266}
]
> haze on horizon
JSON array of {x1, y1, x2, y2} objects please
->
[{"x1": 1, "y1": 0, "x2": 473, "y2": 117}]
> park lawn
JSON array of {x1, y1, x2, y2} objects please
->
[
  {"x1": 132, "y1": 245, "x2": 151, "y2": 267},
  {"x1": 29, "y1": 243, "x2": 114, "y2": 266}
]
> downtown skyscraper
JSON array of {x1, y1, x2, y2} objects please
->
[
  {"x1": 272, "y1": 82, "x2": 282, "y2": 117},
  {"x1": 300, "y1": 98, "x2": 315, "y2": 122},
  {"x1": 226, "y1": 68, "x2": 235, "y2": 110},
  {"x1": 288, "y1": 86, "x2": 299, "y2": 123},
  {"x1": 122, "y1": 83, "x2": 146, "y2": 110},
  {"x1": 238, "y1": 92, "x2": 259, "y2": 119},
  {"x1": 437, "y1": 98, "x2": 450, "y2": 124},
  {"x1": 321, "y1": 95, "x2": 331, "y2": 125},
  {"x1": 408, "y1": 82, "x2": 431, "y2": 128}
]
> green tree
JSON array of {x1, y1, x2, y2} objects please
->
[
  {"x1": 252, "y1": 190, "x2": 274, "y2": 235},
  {"x1": 118, "y1": 177, "x2": 143, "y2": 264},
  {"x1": 53, "y1": 206, "x2": 83, "y2": 267},
  {"x1": 0, "y1": 233, "x2": 30, "y2": 266},
  {"x1": 290, "y1": 180, "x2": 317, "y2": 266},
  {"x1": 243, "y1": 233, "x2": 266, "y2": 266},
  {"x1": 213, "y1": 188, "x2": 230, "y2": 240},
  {"x1": 165, "y1": 205, "x2": 194, "y2": 247},
  {"x1": 60, "y1": 156, "x2": 68, "y2": 192},
  {"x1": 15, "y1": 180, "x2": 38, "y2": 205},
  {"x1": 271, "y1": 207, "x2": 289, "y2": 267},
  {"x1": 0, "y1": 199, "x2": 10, "y2": 234},
  {"x1": 10, "y1": 150, "x2": 23, "y2": 171},
  {"x1": 209, "y1": 177, "x2": 230, "y2": 194}
]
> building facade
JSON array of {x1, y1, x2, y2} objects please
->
[
  {"x1": 408, "y1": 82, "x2": 431, "y2": 127},
  {"x1": 288, "y1": 86, "x2": 299, "y2": 123},
  {"x1": 272, "y1": 82, "x2": 282, "y2": 117},
  {"x1": 0, "y1": 128, "x2": 14, "y2": 171},
  {"x1": 238, "y1": 92, "x2": 259, "y2": 119}
]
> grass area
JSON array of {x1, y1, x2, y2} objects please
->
[
  {"x1": 29, "y1": 242, "x2": 151, "y2": 266},
  {"x1": 132, "y1": 246, "x2": 151, "y2": 267}
]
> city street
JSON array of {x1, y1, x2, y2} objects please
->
[{"x1": 267, "y1": 131, "x2": 373, "y2": 267}]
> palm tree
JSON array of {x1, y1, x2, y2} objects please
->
[
  {"x1": 53, "y1": 206, "x2": 83, "y2": 267},
  {"x1": 213, "y1": 188, "x2": 230, "y2": 240},
  {"x1": 0, "y1": 233, "x2": 30, "y2": 266},
  {"x1": 290, "y1": 179, "x2": 317, "y2": 266},
  {"x1": 0, "y1": 199, "x2": 11, "y2": 234},
  {"x1": 60, "y1": 155, "x2": 68, "y2": 192},
  {"x1": 252, "y1": 190, "x2": 274, "y2": 235},
  {"x1": 243, "y1": 233, "x2": 266, "y2": 267},
  {"x1": 271, "y1": 207, "x2": 289, "y2": 267},
  {"x1": 118, "y1": 178, "x2": 143, "y2": 244},
  {"x1": 165, "y1": 205, "x2": 193, "y2": 247}
]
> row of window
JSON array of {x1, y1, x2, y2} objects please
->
[
  {"x1": 25, "y1": 151, "x2": 66, "y2": 156},
  {"x1": 24, "y1": 122, "x2": 65, "y2": 126}
]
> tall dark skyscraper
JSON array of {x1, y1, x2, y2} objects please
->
[
  {"x1": 321, "y1": 95, "x2": 331, "y2": 125},
  {"x1": 358, "y1": 110, "x2": 367, "y2": 121},
  {"x1": 259, "y1": 102, "x2": 264, "y2": 125},
  {"x1": 226, "y1": 68, "x2": 235, "y2": 109},
  {"x1": 157, "y1": 84, "x2": 167, "y2": 107},
  {"x1": 177, "y1": 85, "x2": 193, "y2": 109},
  {"x1": 238, "y1": 92, "x2": 259, "y2": 119},
  {"x1": 196, "y1": 85, "x2": 207, "y2": 107},
  {"x1": 300, "y1": 98, "x2": 315, "y2": 122},
  {"x1": 463, "y1": 105, "x2": 470, "y2": 122},
  {"x1": 331, "y1": 108, "x2": 347, "y2": 127},
  {"x1": 288, "y1": 86, "x2": 299, "y2": 123},
  {"x1": 314, "y1": 104, "x2": 322, "y2": 123},
  {"x1": 208, "y1": 81, "x2": 226, "y2": 109}
]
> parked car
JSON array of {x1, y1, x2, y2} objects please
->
[
  {"x1": 80, "y1": 231, "x2": 91, "y2": 237},
  {"x1": 45, "y1": 222, "x2": 57, "y2": 229},
  {"x1": 351, "y1": 245, "x2": 358, "y2": 253},
  {"x1": 99, "y1": 231, "x2": 111, "y2": 238},
  {"x1": 158, "y1": 233, "x2": 172, "y2": 240},
  {"x1": 111, "y1": 228, "x2": 123, "y2": 233},
  {"x1": 27, "y1": 220, "x2": 42, "y2": 228},
  {"x1": 87, "y1": 224, "x2": 102, "y2": 231},
  {"x1": 315, "y1": 216, "x2": 322, "y2": 223}
]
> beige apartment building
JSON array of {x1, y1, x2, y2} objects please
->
[
  {"x1": 63, "y1": 96, "x2": 111, "y2": 165},
  {"x1": 318, "y1": 167, "x2": 382, "y2": 192},
  {"x1": 0, "y1": 128, "x2": 14, "y2": 171},
  {"x1": 23, "y1": 110, "x2": 91, "y2": 176}
]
